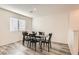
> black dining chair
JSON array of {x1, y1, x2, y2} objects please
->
[
  {"x1": 41, "y1": 33, "x2": 52, "y2": 52},
  {"x1": 39, "y1": 31, "x2": 46, "y2": 47},
  {"x1": 29, "y1": 33, "x2": 40, "y2": 51},
  {"x1": 22, "y1": 31, "x2": 30, "y2": 46}
]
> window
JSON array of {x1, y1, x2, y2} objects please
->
[
  {"x1": 19, "y1": 19, "x2": 26, "y2": 31},
  {"x1": 10, "y1": 17, "x2": 26, "y2": 32},
  {"x1": 10, "y1": 17, "x2": 18, "y2": 32}
]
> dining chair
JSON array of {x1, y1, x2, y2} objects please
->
[
  {"x1": 22, "y1": 31, "x2": 30, "y2": 46},
  {"x1": 41, "y1": 33, "x2": 52, "y2": 52},
  {"x1": 29, "y1": 33, "x2": 40, "y2": 51}
]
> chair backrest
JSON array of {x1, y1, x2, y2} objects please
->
[
  {"x1": 22, "y1": 31, "x2": 28, "y2": 36},
  {"x1": 39, "y1": 32, "x2": 45, "y2": 35},
  {"x1": 32, "y1": 31, "x2": 37, "y2": 35},
  {"x1": 48, "y1": 33, "x2": 52, "y2": 42},
  {"x1": 29, "y1": 33, "x2": 35, "y2": 37},
  {"x1": 22, "y1": 31, "x2": 28, "y2": 40}
]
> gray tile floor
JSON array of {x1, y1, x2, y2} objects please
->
[{"x1": 0, "y1": 41, "x2": 71, "y2": 55}]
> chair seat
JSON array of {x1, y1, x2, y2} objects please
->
[
  {"x1": 31, "y1": 39, "x2": 40, "y2": 42},
  {"x1": 41, "y1": 40, "x2": 49, "y2": 43}
]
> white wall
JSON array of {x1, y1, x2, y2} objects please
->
[
  {"x1": 32, "y1": 13, "x2": 69, "y2": 44},
  {"x1": 0, "y1": 8, "x2": 32, "y2": 46}
]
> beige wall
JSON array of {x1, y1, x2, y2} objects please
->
[
  {"x1": 0, "y1": 8, "x2": 32, "y2": 46},
  {"x1": 78, "y1": 33, "x2": 79, "y2": 53},
  {"x1": 70, "y1": 10, "x2": 79, "y2": 30},
  {"x1": 78, "y1": 36, "x2": 79, "y2": 53},
  {"x1": 32, "y1": 13, "x2": 69, "y2": 44}
]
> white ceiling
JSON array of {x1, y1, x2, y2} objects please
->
[{"x1": 0, "y1": 4, "x2": 79, "y2": 17}]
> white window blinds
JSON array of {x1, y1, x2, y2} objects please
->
[{"x1": 10, "y1": 17, "x2": 26, "y2": 32}]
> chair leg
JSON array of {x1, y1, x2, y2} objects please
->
[
  {"x1": 39, "y1": 42, "x2": 41, "y2": 49},
  {"x1": 48, "y1": 43, "x2": 50, "y2": 52},
  {"x1": 30, "y1": 41, "x2": 31, "y2": 48},
  {"x1": 32, "y1": 42, "x2": 33, "y2": 47},
  {"x1": 35, "y1": 42, "x2": 36, "y2": 51},
  {"x1": 50, "y1": 42, "x2": 52, "y2": 48},
  {"x1": 41, "y1": 42, "x2": 42, "y2": 52},
  {"x1": 23, "y1": 39, "x2": 25, "y2": 45}
]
